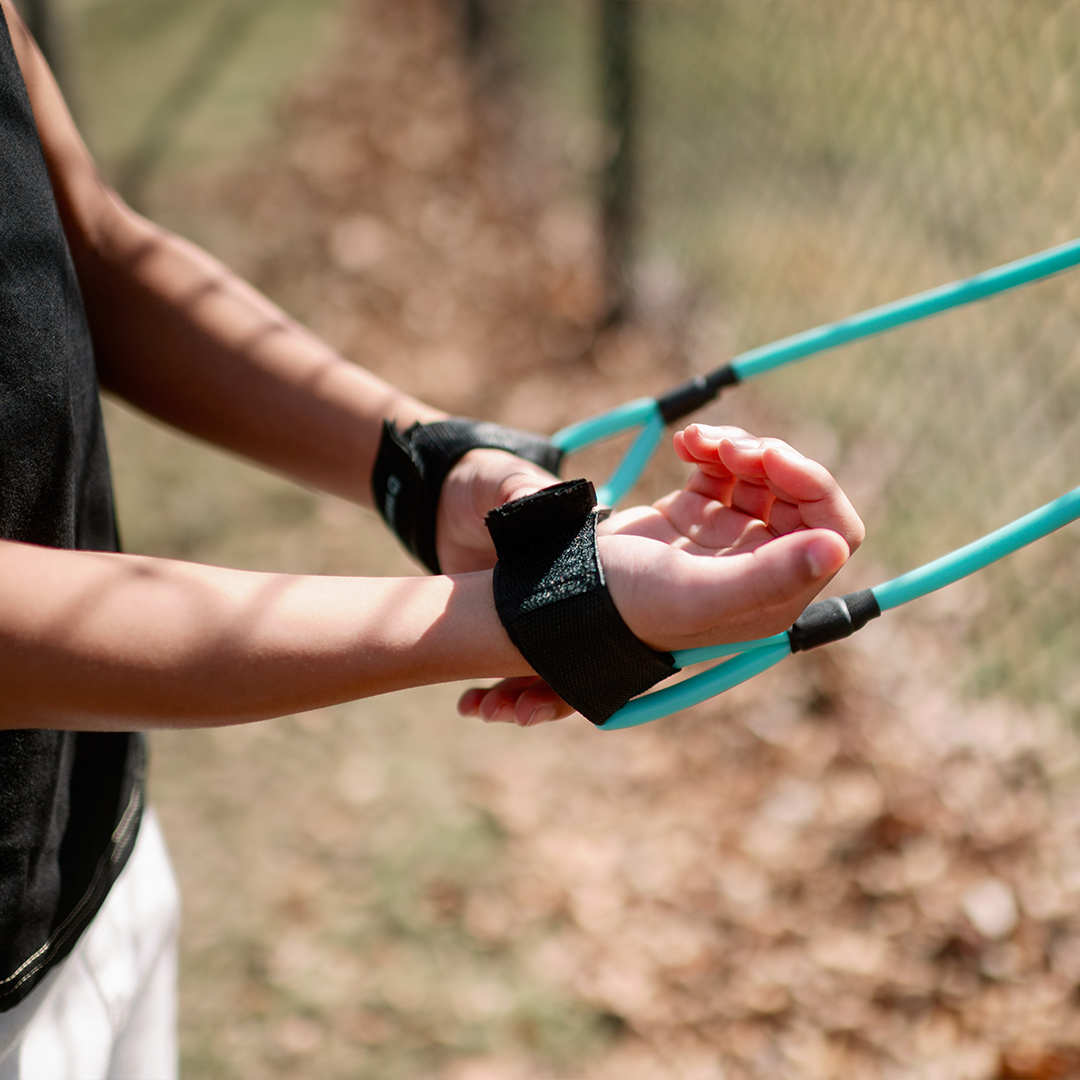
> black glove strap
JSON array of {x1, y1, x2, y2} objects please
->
[
  {"x1": 487, "y1": 479, "x2": 677, "y2": 726},
  {"x1": 372, "y1": 418, "x2": 563, "y2": 574}
]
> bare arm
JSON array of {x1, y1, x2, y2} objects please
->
[
  {"x1": 0, "y1": 430, "x2": 860, "y2": 732},
  {"x1": 4, "y1": 0, "x2": 440, "y2": 507},
  {"x1": 0, "y1": 539, "x2": 528, "y2": 730}
]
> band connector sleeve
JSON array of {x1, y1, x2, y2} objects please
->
[
  {"x1": 787, "y1": 589, "x2": 881, "y2": 653},
  {"x1": 656, "y1": 365, "x2": 739, "y2": 424}
]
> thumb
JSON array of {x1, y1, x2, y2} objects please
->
[
  {"x1": 489, "y1": 471, "x2": 549, "y2": 512},
  {"x1": 649, "y1": 529, "x2": 850, "y2": 629},
  {"x1": 725, "y1": 529, "x2": 850, "y2": 614},
  {"x1": 602, "y1": 527, "x2": 852, "y2": 651}
]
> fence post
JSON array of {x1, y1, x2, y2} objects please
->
[
  {"x1": 598, "y1": 0, "x2": 636, "y2": 323},
  {"x1": 459, "y1": 0, "x2": 489, "y2": 56}
]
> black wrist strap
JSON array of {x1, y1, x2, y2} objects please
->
[
  {"x1": 372, "y1": 418, "x2": 563, "y2": 574},
  {"x1": 487, "y1": 479, "x2": 677, "y2": 726}
]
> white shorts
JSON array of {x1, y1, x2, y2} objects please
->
[{"x1": 0, "y1": 807, "x2": 180, "y2": 1080}]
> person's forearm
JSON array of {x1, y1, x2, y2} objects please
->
[
  {"x1": 4, "y1": 0, "x2": 441, "y2": 508},
  {"x1": 79, "y1": 210, "x2": 439, "y2": 506},
  {"x1": 0, "y1": 540, "x2": 529, "y2": 731}
]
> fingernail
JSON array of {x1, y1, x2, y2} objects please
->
[
  {"x1": 726, "y1": 437, "x2": 761, "y2": 450},
  {"x1": 806, "y1": 536, "x2": 835, "y2": 578},
  {"x1": 773, "y1": 446, "x2": 805, "y2": 463},
  {"x1": 526, "y1": 706, "x2": 556, "y2": 727}
]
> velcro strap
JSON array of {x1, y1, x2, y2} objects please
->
[
  {"x1": 487, "y1": 479, "x2": 677, "y2": 725},
  {"x1": 372, "y1": 418, "x2": 563, "y2": 574}
]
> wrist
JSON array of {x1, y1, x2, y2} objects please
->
[
  {"x1": 485, "y1": 480, "x2": 676, "y2": 724},
  {"x1": 371, "y1": 417, "x2": 563, "y2": 574},
  {"x1": 436, "y1": 570, "x2": 535, "y2": 680}
]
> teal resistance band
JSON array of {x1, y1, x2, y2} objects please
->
[
  {"x1": 552, "y1": 237, "x2": 1080, "y2": 506},
  {"x1": 601, "y1": 484, "x2": 1080, "y2": 730}
]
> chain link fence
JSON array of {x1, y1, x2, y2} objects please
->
[{"x1": 495, "y1": 0, "x2": 1080, "y2": 706}]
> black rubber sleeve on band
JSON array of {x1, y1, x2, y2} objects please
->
[
  {"x1": 372, "y1": 418, "x2": 564, "y2": 574},
  {"x1": 787, "y1": 589, "x2": 881, "y2": 653},
  {"x1": 487, "y1": 479, "x2": 677, "y2": 726},
  {"x1": 656, "y1": 364, "x2": 740, "y2": 424}
]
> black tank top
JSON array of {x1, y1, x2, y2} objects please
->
[{"x1": 0, "y1": 12, "x2": 143, "y2": 1010}]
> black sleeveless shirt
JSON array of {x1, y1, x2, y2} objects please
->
[{"x1": 0, "y1": 13, "x2": 143, "y2": 1010}]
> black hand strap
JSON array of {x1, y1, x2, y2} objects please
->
[
  {"x1": 487, "y1": 479, "x2": 677, "y2": 725},
  {"x1": 372, "y1": 418, "x2": 563, "y2": 574}
]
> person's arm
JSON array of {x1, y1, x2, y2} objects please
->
[
  {"x1": 4, "y1": 0, "x2": 557, "y2": 578},
  {"x1": 0, "y1": 539, "x2": 528, "y2": 730},
  {"x1": 4, "y1": 0, "x2": 437, "y2": 507},
  {"x1": 0, "y1": 427, "x2": 859, "y2": 732},
  {"x1": 1, "y1": 4, "x2": 866, "y2": 734}
]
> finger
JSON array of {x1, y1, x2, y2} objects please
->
[
  {"x1": 511, "y1": 681, "x2": 573, "y2": 726},
  {"x1": 728, "y1": 476, "x2": 775, "y2": 525},
  {"x1": 716, "y1": 438, "x2": 830, "y2": 501},
  {"x1": 715, "y1": 434, "x2": 792, "y2": 480},
  {"x1": 601, "y1": 527, "x2": 852, "y2": 649},
  {"x1": 759, "y1": 446, "x2": 865, "y2": 549},
  {"x1": 457, "y1": 677, "x2": 536, "y2": 722},
  {"x1": 711, "y1": 439, "x2": 864, "y2": 548},
  {"x1": 674, "y1": 424, "x2": 752, "y2": 466},
  {"x1": 683, "y1": 527, "x2": 851, "y2": 621},
  {"x1": 711, "y1": 436, "x2": 791, "y2": 523},
  {"x1": 680, "y1": 464, "x2": 736, "y2": 508},
  {"x1": 488, "y1": 470, "x2": 549, "y2": 511},
  {"x1": 457, "y1": 678, "x2": 573, "y2": 727},
  {"x1": 680, "y1": 432, "x2": 783, "y2": 517}
]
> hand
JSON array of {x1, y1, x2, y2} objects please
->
[
  {"x1": 435, "y1": 449, "x2": 558, "y2": 574},
  {"x1": 601, "y1": 423, "x2": 864, "y2": 650},
  {"x1": 458, "y1": 424, "x2": 864, "y2": 727}
]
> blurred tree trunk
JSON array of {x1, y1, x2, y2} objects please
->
[
  {"x1": 459, "y1": 0, "x2": 489, "y2": 56},
  {"x1": 598, "y1": 0, "x2": 636, "y2": 323}
]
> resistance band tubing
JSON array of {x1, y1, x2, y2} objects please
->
[
  {"x1": 596, "y1": 410, "x2": 667, "y2": 506},
  {"x1": 672, "y1": 631, "x2": 790, "y2": 668},
  {"x1": 873, "y1": 485, "x2": 1080, "y2": 612},
  {"x1": 606, "y1": 486, "x2": 1080, "y2": 731},
  {"x1": 730, "y1": 237, "x2": 1080, "y2": 383},
  {"x1": 602, "y1": 641, "x2": 791, "y2": 731},
  {"x1": 551, "y1": 398, "x2": 660, "y2": 454},
  {"x1": 555, "y1": 239, "x2": 1080, "y2": 506}
]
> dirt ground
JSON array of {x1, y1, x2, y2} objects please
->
[{"x1": 99, "y1": 2, "x2": 1080, "y2": 1077}]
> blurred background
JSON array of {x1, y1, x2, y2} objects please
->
[{"x1": 15, "y1": 0, "x2": 1080, "y2": 1076}]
